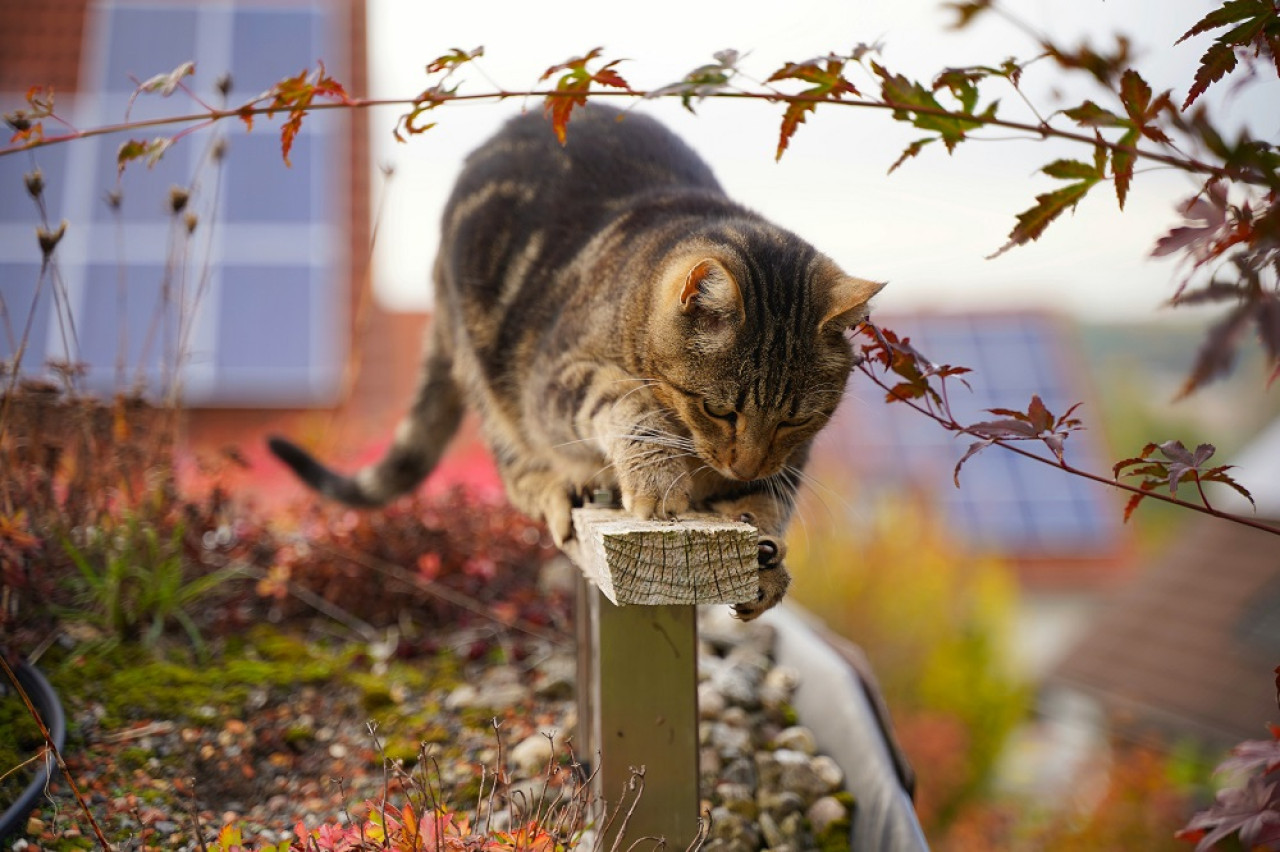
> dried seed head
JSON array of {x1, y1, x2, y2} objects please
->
[
  {"x1": 105, "y1": 189, "x2": 122, "y2": 211},
  {"x1": 216, "y1": 73, "x2": 232, "y2": 98},
  {"x1": 211, "y1": 137, "x2": 227, "y2": 162},
  {"x1": 169, "y1": 185, "x2": 190, "y2": 214},
  {"x1": 24, "y1": 168, "x2": 44, "y2": 199},
  {"x1": 184, "y1": 211, "x2": 198, "y2": 234},
  {"x1": 6, "y1": 113, "x2": 31, "y2": 132},
  {"x1": 37, "y1": 219, "x2": 68, "y2": 259}
]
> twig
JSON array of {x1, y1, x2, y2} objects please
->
[{"x1": 0, "y1": 654, "x2": 112, "y2": 851}]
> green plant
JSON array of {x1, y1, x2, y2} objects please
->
[{"x1": 61, "y1": 514, "x2": 241, "y2": 657}]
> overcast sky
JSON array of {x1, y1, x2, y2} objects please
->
[{"x1": 364, "y1": 1, "x2": 1277, "y2": 321}]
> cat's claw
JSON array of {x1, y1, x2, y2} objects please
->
[
  {"x1": 732, "y1": 560, "x2": 791, "y2": 621},
  {"x1": 622, "y1": 489, "x2": 690, "y2": 522},
  {"x1": 757, "y1": 534, "x2": 787, "y2": 566},
  {"x1": 542, "y1": 493, "x2": 574, "y2": 547}
]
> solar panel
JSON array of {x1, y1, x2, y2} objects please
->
[
  {"x1": 0, "y1": 0, "x2": 346, "y2": 406},
  {"x1": 823, "y1": 313, "x2": 1123, "y2": 556}
]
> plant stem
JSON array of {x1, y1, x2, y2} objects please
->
[{"x1": 0, "y1": 654, "x2": 112, "y2": 851}]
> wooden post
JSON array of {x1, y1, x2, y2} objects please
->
[{"x1": 566, "y1": 506, "x2": 757, "y2": 848}]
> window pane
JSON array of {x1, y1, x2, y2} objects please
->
[
  {"x1": 223, "y1": 132, "x2": 314, "y2": 222},
  {"x1": 229, "y1": 8, "x2": 321, "y2": 95},
  {"x1": 216, "y1": 265, "x2": 312, "y2": 370},
  {"x1": 102, "y1": 7, "x2": 199, "y2": 92},
  {"x1": 0, "y1": 263, "x2": 54, "y2": 368}
]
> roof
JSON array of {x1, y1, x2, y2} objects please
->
[{"x1": 1051, "y1": 510, "x2": 1279, "y2": 748}]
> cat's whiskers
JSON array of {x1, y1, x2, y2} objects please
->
[{"x1": 781, "y1": 462, "x2": 861, "y2": 525}]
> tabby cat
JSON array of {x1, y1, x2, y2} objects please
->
[{"x1": 269, "y1": 104, "x2": 884, "y2": 620}]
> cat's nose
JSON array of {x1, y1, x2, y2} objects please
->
[{"x1": 729, "y1": 452, "x2": 766, "y2": 481}]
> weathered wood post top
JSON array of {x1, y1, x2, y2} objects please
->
[{"x1": 568, "y1": 506, "x2": 759, "y2": 606}]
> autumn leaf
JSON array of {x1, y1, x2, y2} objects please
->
[
  {"x1": 1112, "y1": 127, "x2": 1139, "y2": 210},
  {"x1": 393, "y1": 48, "x2": 484, "y2": 142},
  {"x1": 5, "y1": 85, "x2": 56, "y2": 146},
  {"x1": 874, "y1": 61, "x2": 993, "y2": 160},
  {"x1": 1177, "y1": 0, "x2": 1279, "y2": 108},
  {"x1": 134, "y1": 61, "x2": 195, "y2": 97},
  {"x1": 265, "y1": 61, "x2": 351, "y2": 166},
  {"x1": 769, "y1": 53, "x2": 861, "y2": 160},
  {"x1": 1043, "y1": 35, "x2": 1133, "y2": 85},
  {"x1": 1151, "y1": 182, "x2": 1231, "y2": 262},
  {"x1": 1114, "y1": 439, "x2": 1255, "y2": 519},
  {"x1": 888, "y1": 137, "x2": 936, "y2": 174},
  {"x1": 945, "y1": 0, "x2": 995, "y2": 29},
  {"x1": 956, "y1": 395, "x2": 1084, "y2": 484},
  {"x1": 1178, "y1": 302, "x2": 1254, "y2": 396},
  {"x1": 648, "y1": 50, "x2": 740, "y2": 113},
  {"x1": 1061, "y1": 100, "x2": 1128, "y2": 128},
  {"x1": 1118, "y1": 69, "x2": 1174, "y2": 145},
  {"x1": 539, "y1": 47, "x2": 632, "y2": 145},
  {"x1": 426, "y1": 45, "x2": 484, "y2": 75},
  {"x1": 989, "y1": 175, "x2": 1096, "y2": 258},
  {"x1": 858, "y1": 324, "x2": 971, "y2": 408},
  {"x1": 116, "y1": 136, "x2": 174, "y2": 174}
]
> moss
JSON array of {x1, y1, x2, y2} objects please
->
[
  {"x1": 815, "y1": 816, "x2": 853, "y2": 852},
  {"x1": 358, "y1": 680, "x2": 396, "y2": 712},
  {"x1": 815, "y1": 792, "x2": 856, "y2": 852},
  {"x1": 285, "y1": 724, "x2": 315, "y2": 747},
  {"x1": 383, "y1": 737, "x2": 424, "y2": 766},
  {"x1": 117, "y1": 746, "x2": 152, "y2": 770},
  {"x1": 0, "y1": 686, "x2": 43, "y2": 800},
  {"x1": 44, "y1": 628, "x2": 374, "y2": 727}
]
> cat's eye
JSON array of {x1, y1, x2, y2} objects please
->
[
  {"x1": 703, "y1": 399, "x2": 736, "y2": 422},
  {"x1": 780, "y1": 415, "x2": 813, "y2": 429}
]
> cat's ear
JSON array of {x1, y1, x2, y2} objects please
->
[
  {"x1": 821, "y1": 276, "x2": 886, "y2": 331},
  {"x1": 678, "y1": 258, "x2": 743, "y2": 321}
]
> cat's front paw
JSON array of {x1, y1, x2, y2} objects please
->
[
  {"x1": 732, "y1": 559, "x2": 791, "y2": 621},
  {"x1": 619, "y1": 470, "x2": 691, "y2": 521},
  {"x1": 540, "y1": 490, "x2": 574, "y2": 547}
]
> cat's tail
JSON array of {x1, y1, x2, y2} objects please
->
[{"x1": 267, "y1": 342, "x2": 463, "y2": 507}]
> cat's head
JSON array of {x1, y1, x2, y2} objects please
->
[{"x1": 646, "y1": 231, "x2": 884, "y2": 483}]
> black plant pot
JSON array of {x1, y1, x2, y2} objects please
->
[{"x1": 0, "y1": 661, "x2": 67, "y2": 842}]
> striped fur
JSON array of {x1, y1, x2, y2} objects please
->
[{"x1": 269, "y1": 104, "x2": 884, "y2": 619}]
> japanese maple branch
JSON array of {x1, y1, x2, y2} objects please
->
[
  {"x1": 1, "y1": 88, "x2": 1254, "y2": 184},
  {"x1": 854, "y1": 361, "x2": 1280, "y2": 537}
]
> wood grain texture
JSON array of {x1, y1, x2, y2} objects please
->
[{"x1": 568, "y1": 507, "x2": 758, "y2": 606}]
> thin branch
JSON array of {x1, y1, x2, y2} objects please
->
[
  {"x1": 855, "y1": 362, "x2": 1280, "y2": 537},
  {"x1": 1, "y1": 87, "x2": 1257, "y2": 185}
]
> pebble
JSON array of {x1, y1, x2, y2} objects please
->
[
  {"x1": 807, "y1": 795, "x2": 851, "y2": 834},
  {"x1": 508, "y1": 731, "x2": 555, "y2": 776},
  {"x1": 696, "y1": 609, "x2": 853, "y2": 851},
  {"x1": 773, "y1": 725, "x2": 816, "y2": 755}
]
